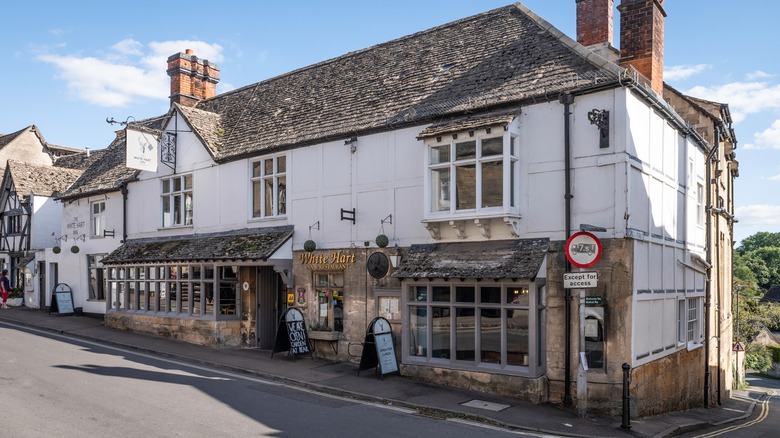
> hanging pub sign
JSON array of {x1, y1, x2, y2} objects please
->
[
  {"x1": 271, "y1": 307, "x2": 312, "y2": 360},
  {"x1": 125, "y1": 127, "x2": 159, "y2": 172},
  {"x1": 357, "y1": 317, "x2": 399, "y2": 378}
]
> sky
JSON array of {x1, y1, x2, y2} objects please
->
[{"x1": 1, "y1": 1, "x2": 777, "y2": 245}]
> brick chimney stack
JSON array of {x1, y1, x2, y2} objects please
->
[
  {"x1": 167, "y1": 49, "x2": 220, "y2": 107},
  {"x1": 617, "y1": 0, "x2": 666, "y2": 95},
  {"x1": 576, "y1": 0, "x2": 619, "y2": 62}
]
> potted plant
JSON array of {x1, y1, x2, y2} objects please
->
[
  {"x1": 307, "y1": 320, "x2": 340, "y2": 341},
  {"x1": 6, "y1": 288, "x2": 24, "y2": 307}
]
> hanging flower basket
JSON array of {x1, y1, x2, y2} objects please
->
[
  {"x1": 53, "y1": 246, "x2": 61, "y2": 254},
  {"x1": 71, "y1": 245, "x2": 80, "y2": 254},
  {"x1": 304, "y1": 240, "x2": 317, "y2": 252},
  {"x1": 376, "y1": 234, "x2": 389, "y2": 248}
]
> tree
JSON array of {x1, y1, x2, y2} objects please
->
[{"x1": 738, "y1": 231, "x2": 780, "y2": 254}]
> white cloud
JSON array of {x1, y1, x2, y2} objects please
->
[
  {"x1": 664, "y1": 64, "x2": 711, "y2": 81},
  {"x1": 37, "y1": 40, "x2": 224, "y2": 108},
  {"x1": 735, "y1": 204, "x2": 780, "y2": 227},
  {"x1": 687, "y1": 81, "x2": 780, "y2": 124},
  {"x1": 111, "y1": 39, "x2": 143, "y2": 57},
  {"x1": 744, "y1": 119, "x2": 780, "y2": 150},
  {"x1": 747, "y1": 70, "x2": 773, "y2": 80}
]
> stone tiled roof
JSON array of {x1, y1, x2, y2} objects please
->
[
  {"x1": 7, "y1": 160, "x2": 83, "y2": 198},
  {"x1": 57, "y1": 116, "x2": 166, "y2": 200},
  {"x1": 102, "y1": 226, "x2": 294, "y2": 264},
  {"x1": 187, "y1": 4, "x2": 621, "y2": 162},
  {"x1": 417, "y1": 111, "x2": 518, "y2": 139},
  {"x1": 392, "y1": 238, "x2": 549, "y2": 280},
  {"x1": 760, "y1": 285, "x2": 780, "y2": 304},
  {"x1": 176, "y1": 104, "x2": 222, "y2": 157},
  {"x1": 53, "y1": 149, "x2": 107, "y2": 170},
  {"x1": 0, "y1": 126, "x2": 27, "y2": 150}
]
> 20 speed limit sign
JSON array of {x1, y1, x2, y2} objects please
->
[{"x1": 565, "y1": 231, "x2": 602, "y2": 268}]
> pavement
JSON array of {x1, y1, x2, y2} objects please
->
[{"x1": 0, "y1": 306, "x2": 766, "y2": 437}]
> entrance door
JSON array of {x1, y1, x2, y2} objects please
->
[
  {"x1": 256, "y1": 266, "x2": 284, "y2": 349},
  {"x1": 38, "y1": 261, "x2": 46, "y2": 310}
]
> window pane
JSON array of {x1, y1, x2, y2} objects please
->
[
  {"x1": 481, "y1": 137, "x2": 503, "y2": 156},
  {"x1": 430, "y1": 168, "x2": 450, "y2": 211},
  {"x1": 162, "y1": 179, "x2": 170, "y2": 193},
  {"x1": 481, "y1": 286, "x2": 501, "y2": 303},
  {"x1": 173, "y1": 194, "x2": 181, "y2": 225},
  {"x1": 173, "y1": 177, "x2": 182, "y2": 192},
  {"x1": 432, "y1": 286, "x2": 450, "y2": 302},
  {"x1": 252, "y1": 180, "x2": 262, "y2": 217},
  {"x1": 455, "y1": 286, "x2": 474, "y2": 303},
  {"x1": 510, "y1": 136, "x2": 517, "y2": 157},
  {"x1": 277, "y1": 156, "x2": 286, "y2": 173},
  {"x1": 162, "y1": 197, "x2": 171, "y2": 227},
  {"x1": 508, "y1": 287, "x2": 529, "y2": 305},
  {"x1": 277, "y1": 176, "x2": 286, "y2": 215},
  {"x1": 455, "y1": 307, "x2": 475, "y2": 361},
  {"x1": 252, "y1": 162, "x2": 262, "y2": 178},
  {"x1": 481, "y1": 161, "x2": 502, "y2": 207},
  {"x1": 264, "y1": 158, "x2": 273, "y2": 175},
  {"x1": 264, "y1": 178, "x2": 273, "y2": 217},
  {"x1": 511, "y1": 158, "x2": 517, "y2": 207},
  {"x1": 430, "y1": 145, "x2": 450, "y2": 164},
  {"x1": 431, "y1": 307, "x2": 450, "y2": 359},
  {"x1": 410, "y1": 306, "x2": 428, "y2": 356},
  {"x1": 184, "y1": 193, "x2": 193, "y2": 225},
  {"x1": 507, "y1": 309, "x2": 529, "y2": 366},
  {"x1": 411, "y1": 286, "x2": 427, "y2": 302},
  {"x1": 455, "y1": 141, "x2": 476, "y2": 160},
  {"x1": 184, "y1": 174, "x2": 192, "y2": 190},
  {"x1": 480, "y1": 308, "x2": 501, "y2": 364},
  {"x1": 455, "y1": 164, "x2": 476, "y2": 210}
]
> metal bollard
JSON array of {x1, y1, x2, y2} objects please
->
[{"x1": 621, "y1": 362, "x2": 632, "y2": 429}]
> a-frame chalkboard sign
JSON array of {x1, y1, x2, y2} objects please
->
[
  {"x1": 271, "y1": 307, "x2": 312, "y2": 360},
  {"x1": 49, "y1": 283, "x2": 75, "y2": 316},
  {"x1": 357, "y1": 317, "x2": 398, "y2": 378}
]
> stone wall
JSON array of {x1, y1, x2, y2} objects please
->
[{"x1": 105, "y1": 312, "x2": 243, "y2": 347}]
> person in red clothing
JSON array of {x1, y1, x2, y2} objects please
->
[{"x1": 0, "y1": 270, "x2": 10, "y2": 309}]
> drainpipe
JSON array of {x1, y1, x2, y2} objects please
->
[
  {"x1": 560, "y1": 92, "x2": 575, "y2": 407},
  {"x1": 703, "y1": 130, "x2": 718, "y2": 408},
  {"x1": 714, "y1": 127, "x2": 722, "y2": 406},
  {"x1": 121, "y1": 182, "x2": 129, "y2": 243}
]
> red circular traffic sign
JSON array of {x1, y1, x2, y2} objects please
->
[{"x1": 565, "y1": 231, "x2": 602, "y2": 268}]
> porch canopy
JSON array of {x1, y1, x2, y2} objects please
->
[
  {"x1": 102, "y1": 226, "x2": 293, "y2": 265},
  {"x1": 392, "y1": 238, "x2": 549, "y2": 281}
]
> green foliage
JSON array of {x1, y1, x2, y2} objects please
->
[
  {"x1": 770, "y1": 345, "x2": 780, "y2": 363},
  {"x1": 745, "y1": 343, "x2": 773, "y2": 372},
  {"x1": 738, "y1": 232, "x2": 780, "y2": 254}
]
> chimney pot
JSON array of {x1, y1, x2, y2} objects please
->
[{"x1": 167, "y1": 49, "x2": 220, "y2": 107}]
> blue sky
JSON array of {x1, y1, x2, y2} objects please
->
[{"x1": 1, "y1": 1, "x2": 777, "y2": 244}]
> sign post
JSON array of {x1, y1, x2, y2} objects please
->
[{"x1": 271, "y1": 307, "x2": 312, "y2": 360}]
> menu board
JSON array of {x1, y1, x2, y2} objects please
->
[{"x1": 271, "y1": 307, "x2": 311, "y2": 359}]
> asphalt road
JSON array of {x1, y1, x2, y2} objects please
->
[{"x1": 1, "y1": 324, "x2": 546, "y2": 438}]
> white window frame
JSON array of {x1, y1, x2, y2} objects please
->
[
  {"x1": 250, "y1": 154, "x2": 287, "y2": 219},
  {"x1": 161, "y1": 174, "x2": 193, "y2": 228},
  {"x1": 425, "y1": 131, "x2": 519, "y2": 219},
  {"x1": 696, "y1": 183, "x2": 704, "y2": 227},
  {"x1": 90, "y1": 200, "x2": 106, "y2": 238}
]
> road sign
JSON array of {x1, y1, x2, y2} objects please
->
[
  {"x1": 732, "y1": 342, "x2": 745, "y2": 352},
  {"x1": 584, "y1": 296, "x2": 603, "y2": 305},
  {"x1": 565, "y1": 231, "x2": 602, "y2": 268},
  {"x1": 563, "y1": 272, "x2": 598, "y2": 289}
]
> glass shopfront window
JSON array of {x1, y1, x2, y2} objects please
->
[
  {"x1": 105, "y1": 263, "x2": 237, "y2": 319},
  {"x1": 405, "y1": 282, "x2": 543, "y2": 374}
]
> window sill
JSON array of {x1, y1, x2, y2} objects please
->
[
  {"x1": 157, "y1": 225, "x2": 194, "y2": 231},
  {"x1": 422, "y1": 214, "x2": 521, "y2": 239}
]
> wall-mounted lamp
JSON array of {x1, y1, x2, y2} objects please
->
[
  {"x1": 587, "y1": 109, "x2": 610, "y2": 148},
  {"x1": 389, "y1": 244, "x2": 401, "y2": 268},
  {"x1": 345, "y1": 136, "x2": 358, "y2": 153}
]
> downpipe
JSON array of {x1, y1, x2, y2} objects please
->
[{"x1": 560, "y1": 92, "x2": 575, "y2": 407}]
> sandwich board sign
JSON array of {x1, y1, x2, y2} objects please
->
[
  {"x1": 50, "y1": 283, "x2": 75, "y2": 316},
  {"x1": 358, "y1": 317, "x2": 398, "y2": 378},
  {"x1": 271, "y1": 307, "x2": 312, "y2": 360}
]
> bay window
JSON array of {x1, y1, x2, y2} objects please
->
[{"x1": 428, "y1": 133, "x2": 518, "y2": 216}]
